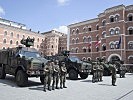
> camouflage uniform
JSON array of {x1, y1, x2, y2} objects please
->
[
  {"x1": 109, "y1": 63, "x2": 117, "y2": 86},
  {"x1": 92, "y1": 63, "x2": 98, "y2": 83},
  {"x1": 52, "y1": 61, "x2": 60, "y2": 90},
  {"x1": 43, "y1": 62, "x2": 53, "y2": 91},
  {"x1": 60, "y1": 62, "x2": 67, "y2": 89},
  {"x1": 97, "y1": 62, "x2": 101, "y2": 82},
  {"x1": 99, "y1": 63, "x2": 104, "y2": 81},
  {"x1": 120, "y1": 65, "x2": 126, "y2": 78}
]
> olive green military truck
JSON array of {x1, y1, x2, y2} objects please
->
[
  {"x1": 46, "y1": 50, "x2": 92, "y2": 80},
  {"x1": 0, "y1": 38, "x2": 48, "y2": 87}
]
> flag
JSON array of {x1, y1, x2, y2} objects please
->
[
  {"x1": 95, "y1": 40, "x2": 101, "y2": 47},
  {"x1": 117, "y1": 36, "x2": 121, "y2": 49}
]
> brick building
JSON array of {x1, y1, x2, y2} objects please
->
[
  {"x1": 0, "y1": 18, "x2": 67, "y2": 56},
  {"x1": 68, "y1": 5, "x2": 133, "y2": 64},
  {"x1": 42, "y1": 30, "x2": 67, "y2": 56}
]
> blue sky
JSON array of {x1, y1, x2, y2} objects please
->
[{"x1": 0, "y1": 0, "x2": 132, "y2": 33}]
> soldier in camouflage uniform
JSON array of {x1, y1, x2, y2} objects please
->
[
  {"x1": 119, "y1": 61, "x2": 126, "y2": 78},
  {"x1": 97, "y1": 61, "x2": 101, "y2": 82},
  {"x1": 92, "y1": 63, "x2": 98, "y2": 83},
  {"x1": 60, "y1": 62, "x2": 67, "y2": 89},
  {"x1": 52, "y1": 60, "x2": 60, "y2": 90},
  {"x1": 43, "y1": 61, "x2": 53, "y2": 92},
  {"x1": 99, "y1": 62, "x2": 104, "y2": 81},
  {"x1": 108, "y1": 61, "x2": 117, "y2": 86}
]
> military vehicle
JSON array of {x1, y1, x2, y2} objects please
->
[
  {"x1": 46, "y1": 50, "x2": 92, "y2": 80},
  {"x1": 0, "y1": 37, "x2": 48, "y2": 87}
]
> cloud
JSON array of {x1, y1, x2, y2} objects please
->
[
  {"x1": 0, "y1": 6, "x2": 5, "y2": 16},
  {"x1": 53, "y1": 25, "x2": 68, "y2": 34},
  {"x1": 57, "y1": 0, "x2": 70, "y2": 6}
]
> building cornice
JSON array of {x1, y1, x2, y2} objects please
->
[{"x1": 68, "y1": 18, "x2": 99, "y2": 28}]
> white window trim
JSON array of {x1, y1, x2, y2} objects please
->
[
  {"x1": 128, "y1": 41, "x2": 133, "y2": 44},
  {"x1": 128, "y1": 55, "x2": 133, "y2": 59},
  {"x1": 87, "y1": 57, "x2": 91, "y2": 60},
  {"x1": 127, "y1": 26, "x2": 133, "y2": 30},
  {"x1": 109, "y1": 41, "x2": 115, "y2": 45},
  {"x1": 82, "y1": 57, "x2": 86, "y2": 60},
  {"x1": 109, "y1": 15, "x2": 115, "y2": 18},
  {"x1": 109, "y1": 28, "x2": 115, "y2": 31},
  {"x1": 127, "y1": 13, "x2": 133, "y2": 17}
]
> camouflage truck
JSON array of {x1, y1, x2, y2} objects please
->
[
  {"x1": 46, "y1": 51, "x2": 92, "y2": 80},
  {"x1": 0, "y1": 38, "x2": 48, "y2": 87}
]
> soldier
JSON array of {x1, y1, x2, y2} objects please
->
[
  {"x1": 52, "y1": 60, "x2": 60, "y2": 90},
  {"x1": 60, "y1": 62, "x2": 67, "y2": 89},
  {"x1": 119, "y1": 61, "x2": 126, "y2": 78},
  {"x1": 97, "y1": 61, "x2": 101, "y2": 82},
  {"x1": 43, "y1": 61, "x2": 53, "y2": 92},
  {"x1": 99, "y1": 62, "x2": 104, "y2": 81},
  {"x1": 108, "y1": 61, "x2": 117, "y2": 86},
  {"x1": 92, "y1": 62, "x2": 98, "y2": 83}
]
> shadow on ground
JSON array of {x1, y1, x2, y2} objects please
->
[
  {"x1": 80, "y1": 79, "x2": 92, "y2": 83},
  {"x1": 0, "y1": 75, "x2": 42, "y2": 88},
  {"x1": 98, "y1": 84, "x2": 112, "y2": 86}
]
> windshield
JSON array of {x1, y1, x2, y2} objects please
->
[
  {"x1": 69, "y1": 56, "x2": 81, "y2": 62},
  {"x1": 20, "y1": 51, "x2": 41, "y2": 58}
]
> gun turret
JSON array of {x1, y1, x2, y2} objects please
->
[{"x1": 21, "y1": 37, "x2": 34, "y2": 47}]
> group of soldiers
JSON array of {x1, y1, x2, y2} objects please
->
[
  {"x1": 43, "y1": 60, "x2": 67, "y2": 92},
  {"x1": 92, "y1": 61, "x2": 104, "y2": 83},
  {"x1": 92, "y1": 59, "x2": 127, "y2": 86}
]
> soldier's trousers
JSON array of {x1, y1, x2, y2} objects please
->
[
  {"x1": 52, "y1": 75, "x2": 59, "y2": 89},
  {"x1": 92, "y1": 71, "x2": 97, "y2": 82},
  {"x1": 112, "y1": 75, "x2": 116, "y2": 85},
  {"x1": 100, "y1": 71, "x2": 103, "y2": 81},
  {"x1": 60, "y1": 74, "x2": 66, "y2": 88},
  {"x1": 44, "y1": 75, "x2": 52, "y2": 90}
]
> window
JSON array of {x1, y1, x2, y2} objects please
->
[
  {"x1": 11, "y1": 32, "x2": 13, "y2": 37},
  {"x1": 4, "y1": 31, "x2": 7, "y2": 36},
  {"x1": 2, "y1": 47, "x2": 6, "y2": 49},
  {"x1": 71, "y1": 48, "x2": 75, "y2": 53},
  {"x1": 51, "y1": 45, "x2": 53, "y2": 48},
  {"x1": 128, "y1": 14, "x2": 133, "y2": 21},
  {"x1": 115, "y1": 41, "x2": 120, "y2": 49},
  {"x1": 82, "y1": 57, "x2": 86, "y2": 61},
  {"x1": 128, "y1": 42, "x2": 133, "y2": 49},
  {"x1": 76, "y1": 29, "x2": 79, "y2": 34},
  {"x1": 88, "y1": 37, "x2": 91, "y2": 43},
  {"x1": 96, "y1": 25, "x2": 99, "y2": 30},
  {"x1": 96, "y1": 47, "x2": 99, "y2": 52},
  {"x1": 110, "y1": 29, "x2": 115, "y2": 35},
  {"x1": 115, "y1": 15, "x2": 119, "y2": 21},
  {"x1": 96, "y1": 35, "x2": 99, "y2": 41},
  {"x1": 37, "y1": 38, "x2": 39, "y2": 42},
  {"x1": 88, "y1": 48, "x2": 91, "y2": 52},
  {"x1": 83, "y1": 37, "x2": 87, "y2": 43},
  {"x1": 83, "y1": 27, "x2": 87, "y2": 33},
  {"x1": 110, "y1": 42, "x2": 114, "y2": 49},
  {"x1": 76, "y1": 38, "x2": 79, "y2": 44},
  {"x1": 10, "y1": 40, "x2": 13, "y2": 45},
  {"x1": 16, "y1": 41, "x2": 19, "y2": 45},
  {"x1": 72, "y1": 39, "x2": 75, "y2": 44},
  {"x1": 83, "y1": 48, "x2": 87, "y2": 53},
  {"x1": 17, "y1": 34, "x2": 19, "y2": 38},
  {"x1": 3, "y1": 39, "x2": 6, "y2": 44},
  {"x1": 128, "y1": 28, "x2": 133, "y2": 35},
  {"x1": 102, "y1": 20, "x2": 106, "y2": 26},
  {"x1": 71, "y1": 29, "x2": 75, "y2": 34},
  {"x1": 102, "y1": 44, "x2": 106, "y2": 51},
  {"x1": 110, "y1": 16, "x2": 114, "y2": 22},
  {"x1": 88, "y1": 27, "x2": 91, "y2": 31},
  {"x1": 87, "y1": 58, "x2": 91, "y2": 61},
  {"x1": 75, "y1": 48, "x2": 78, "y2": 53},
  {"x1": 115, "y1": 28, "x2": 120, "y2": 34},
  {"x1": 102, "y1": 32, "x2": 106, "y2": 38}
]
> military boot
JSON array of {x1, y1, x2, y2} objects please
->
[
  {"x1": 48, "y1": 86, "x2": 51, "y2": 91},
  {"x1": 52, "y1": 85, "x2": 55, "y2": 90},
  {"x1": 63, "y1": 83, "x2": 67, "y2": 88}
]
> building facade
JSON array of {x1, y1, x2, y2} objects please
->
[
  {"x1": 42, "y1": 30, "x2": 67, "y2": 56},
  {"x1": 68, "y1": 5, "x2": 133, "y2": 64}
]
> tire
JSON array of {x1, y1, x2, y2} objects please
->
[
  {"x1": 40, "y1": 76, "x2": 44, "y2": 84},
  {"x1": 69, "y1": 69, "x2": 78, "y2": 80},
  {"x1": 16, "y1": 70, "x2": 28, "y2": 87},
  {"x1": 80, "y1": 73, "x2": 88, "y2": 79},
  {"x1": 0, "y1": 65, "x2": 6, "y2": 79}
]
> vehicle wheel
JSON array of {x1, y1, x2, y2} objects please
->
[
  {"x1": 80, "y1": 73, "x2": 88, "y2": 79},
  {"x1": 69, "y1": 69, "x2": 78, "y2": 80},
  {"x1": 0, "y1": 65, "x2": 6, "y2": 79},
  {"x1": 16, "y1": 70, "x2": 28, "y2": 87},
  {"x1": 40, "y1": 76, "x2": 44, "y2": 84}
]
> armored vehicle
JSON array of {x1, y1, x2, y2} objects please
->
[
  {"x1": 0, "y1": 38, "x2": 48, "y2": 87},
  {"x1": 46, "y1": 50, "x2": 92, "y2": 80}
]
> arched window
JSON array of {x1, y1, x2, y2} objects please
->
[
  {"x1": 110, "y1": 29, "x2": 115, "y2": 35},
  {"x1": 88, "y1": 27, "x2": 91, "y2": 31},
  {"x1": 75, "y1": 48, "x2": 78, "y2": 53},
  {"x1": 87, "y1": 57, "x2": 91, "y2": 61},
  {"x1": 96, "y1": 25, "x2": 99, "y2": 30},
  {"x1": 71, "y1": 29, "x2": 75, "y2": 35},
  {"x1": 37, "y1": 38, "x2": 39, "y2": 42},
  {"x1": 4, "y1": 31, "x2": 7, "y2": 36},
  {"x1": 102, "y1": 44, "x2": 106, "y2": 51},
  {"x1": 3, "y1": 39, "x2": 6, "y2": 44},
  {"x1": 128, "y1": 41, "x2": 133, "y2": 49},
  {"x1": 83, "y1": 47, "x2": 87, "y2": 53},
  {"x1": 128, "y1": 55, "x2": 133, "y2": 64},
  {"x1": 2, "y1": 47, "x2": 6, "y2": 49},
  {"x1": 76, "y1": 29, "x2": 79, "y2": 34},
  {"x1": 72, "y1": 39, "x2": 75, "y2": 44},
  {"x1": 102, "y1": 32, "x2": 106, "y2": 38},
  {"x1": 115, "y1": 28, "x2": 120, "y2": 34},
  {"x1": 110, "y1": 16, "x2": 114, "y2": 22},
  {"x1": 110, "y1": 42, "x2": 114, "y2": 49},
  {"x1": 88, "y1": 36, "x2": 91, "y2": 43},
  {"x1": 82, "y1": 57, "x2": 86, "y2": 61},
  {"x1": 96, "y1": 47, "x2": 99, "y2": 52},
  {"x1": 76, "y1": 38, "x2": 79, "y2": 44},
  {"x1": 88, "y1": 48, "x2": 91, "y2": 52},
  {"x1": 11, "y1": 32, "x2": 13, "y2": 37},
  {"x1": 16, "y1": 41, "x2": 19, "y2": 45},
  {"x1": 83, "y1": 37, "x2": 87, "y2": 43},
  {"x1": 115, "y1": 41, "x2": 119, "y2": 49},
  {"x1": 96, "y1": 35, "x2": 99, "y2": 41},
  {"x1": 10, "y1": 40, "x2": 13, "y2": 45},
  {"x1": 71, "y1": 48, "x2": 74, "y2": 53},
  {"x1": 102, "y1": 20, "x2": 106, "y2": 26},
  {"x1": 128, "y1": 27, "x2": 133, "y2": 35},
  {"x1": 83, "y1": 27, "x2": 87, "y2": 33},
  {"x1": 128, "y1": 14, "x2": 133, "y2": 21},
  {"x1": 115, "y1": 15, "x2": 120, "y2": 21}
]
